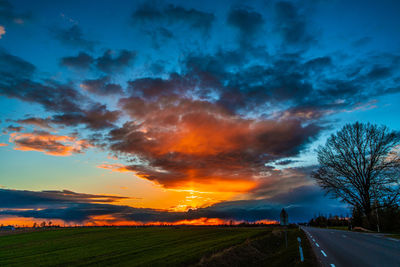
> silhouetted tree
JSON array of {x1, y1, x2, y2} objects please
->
[{"x1": 313, "y1": 122, "x2": 400, "y2": 229}]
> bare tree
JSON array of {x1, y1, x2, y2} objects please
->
[{"x1": 313, "y1": 122, "x2": 400, "y2": 228}]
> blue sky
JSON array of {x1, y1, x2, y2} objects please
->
[{"x1": 0, "y1": 0, "x2": 399, "y2": 225}]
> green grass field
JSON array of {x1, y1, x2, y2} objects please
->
[{"x1": 0, "y1": 227, "x2": 317, "y2": 266}]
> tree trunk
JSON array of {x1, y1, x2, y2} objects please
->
[{"x1": 364, "y1": 205, "x2": 374, "y2": 230}]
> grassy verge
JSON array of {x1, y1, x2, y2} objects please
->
[
  {"x1": 388, "y1": 234, "x2": 400, "y2": 239},
  {"x1": 197, "y1": 227, "x2": 318, "y2": 267}
]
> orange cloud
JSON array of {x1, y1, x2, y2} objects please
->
[
  {"x1": 0, "y1": 143, "x2": 8, "y2": 147},
  {"x1": 0, "y1": 25, "x2": 5, "y2": 39},
  {"x1": 85, "y1": 216, "x2": 277, "y2": 226},
  {"x1": 9, "y1": 131, "x2": 91, "y2": 156},
  {"x1": 107, "y1": 96, "x2": 319, "y2": 194},
  {"x1": 98, "y1": 163, "x2": 132, "y2": 173}
]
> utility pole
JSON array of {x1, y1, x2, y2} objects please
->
[{"x1": 280, "y1": 208, "x2": 289, "y2": 248}]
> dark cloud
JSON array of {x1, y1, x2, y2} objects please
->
[
  {"x1": 0, "y1": 49, "x2": 35, "y2": 79},
  {"x1": 1, "y1": 74, "x2": 120, "y2": 130},
  {"x1": 145, "y1": 27, "x2": 174, "y2": 49},
  {"x1": 51, "y1": 25, "x2": 95, "y2": 50},
  {"x1": 60, "y1": 50, "x2": 135, "y2": 73},
  {"x1": 52, "y1": 103, "x2": 121, "y2": 130},
  {"x1": 60, "y1": 52, "x2": 94, "y2": 69},
  {"x1": 1, "y1": 79, "x2": 83, "y2": 113},
  {"x1": 0, "y1": 50, "x2": 120, "y2": 131},
  {"x1": 16, "y1": 117, "x2": 54, "y2": 130},
  {"x1": 0, "y1": 189, "x2": 127, "y2": 209},
  {"x1": 2, "y1": 125, "x2": 24, "y2": 133},
  {"x1": 304, "y1": 56, "x2": 332, "y2": 71},
  {"x1": 0, "y1": 187, "x2": 348, "y2": 223},
  {"x1": 0, "y1": 0, "x2": 31, "y2": 25},
  {"x1": 367, "y1": 65, "x2": 392, "y2": 80},
  {"x1": 227, "y1": 6, "x2": 264, "y2": 46},
  {"x1": 126, "y1": 74, "x2": 196, "y2": 100},
  {"x1": 352, "y1": 37, "x2": 372, "y2": 47},
  {"x1": 180, "y1": 47, "x2": 399, "y2": 118},
  {"x1": 81, "y1": 76, "x2": 123, "y2": 96},
  {"x1": 132, "y1": 4, "x2": 215, "y2": 34},
  {"x1": 274, "y1": 1, "x2": 314, "y2": 47},
  {"x1": 95, "y1": 49, "x2": 136, "y2": 73}
]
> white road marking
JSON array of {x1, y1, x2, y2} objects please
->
[
  {"x1": 387, "y1": 238, "x2": 399, "y2": 242},
  {"x1": 315, "y1": 243, "x2": 320, "y2": 247},
  {"x1": 342, "y1": 234, "x2": 347, "y2": 238},
  {"x1": 321, "y1": 250, "x2": 327, "y2": 257},
  {"x1": 312, "y1": 238, "x2": 315, "y2": 242},
  {"x1": 330, "y1": 264, "x2": 336, "y2": 267}
]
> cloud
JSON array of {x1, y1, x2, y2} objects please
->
[
  {"x1": 103, "y1": 95, "x2": 321, "y2": 190},
  {"x1": 0, "y1": 143, "x2": 8, "y2": 147},
  {"x1": 80, "y1": 76, "x2": 123, "y2": 96},
  {"x1": 2, "y1": 125, "x2": 24, "y2": 133},
  {"x1": 60, "y1": 50, "x2": 135, "y2": 73},
  {"x1": 352, "y1": 36, "x2": 372, "y2": 47},
  {"x1": 16, "y1": 117, "x2": 54, "y2": 130},
  {"x1": 0, "y1": 0, "x2": 31, "y2": 25},
  {"x1": 0, "y1": 189, "x2": 128, "y2": 209},
  {"x1": 0, "y1": 25, "x2": 5, "y2": 38},
  {"x1": 1, "y1": 79, "x2": 83, "y2": 113},
  {"x1": 274, "y1": 1, "x2": 314, "y2": 47},
  {"x1": 98, "y1": 163, "x2": 132, "y2": 173},
  {"x1": 132, "y1": 3, "x2": 215, "y2": 34},
  {"x1": 95, "y1": 49, "x2": 136, "y2": 73},
  {"x1": 0, "y1": 50, "x2": 120, "y2": 131},
  {"x1": 227, "y1": 6, "x2": 264, "y2": 46},
  {"x1": 51, "y1": 103, "x2": 121, "y2": 130},
  {"x1": 60, "y1": 52, "x2": 94, "y2": 69},
  {"x1": 51, "y1": 25, "x2": 95, "y2": 50},
  {"x1": 9, "y1": 131, "x2": 91, "y2": 156},
  {"x1": 367, "y1": 65, "x2": 392, "y2": 80},
  {"x1": 0, "y1": 187, "x2": 348, "y2": 223},
  {"x1": 0, "y1": 49, "x2": 35, "y2": 79},
  {"x1": 274, "y1": 159, "x2": 299, "y2": 166}
]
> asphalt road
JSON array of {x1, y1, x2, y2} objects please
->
[{"x1": 301, "y1": 226, "x2": 400, "y2": 267}]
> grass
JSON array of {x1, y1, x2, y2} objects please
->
[
  {"x1": 388, "y1": 234, "x2": 400, "y2": 239},
  {"x1": 0, "y1": 227, "x2": 317, "y2": 266}
]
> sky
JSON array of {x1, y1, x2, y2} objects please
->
[{"x1": 1, "y1": 0, "x2": 400, "y2": 226}]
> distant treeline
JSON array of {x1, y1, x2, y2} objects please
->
[
  {"x1": 3, "y1": 221, "x2": 283, "y2": 229},
  {"x1": 308, "y1": 204, "x2": 400, "y2": 232},
  {"x1": 352, "y1": 203, "x2": 400, "y2": 232},
  {"x1": 308, "y1": 214, "x2": 349, "y2": 228}
]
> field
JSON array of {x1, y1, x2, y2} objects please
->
[{"x1": 0, "y1": 226, "x2": 316, "y2": 266}]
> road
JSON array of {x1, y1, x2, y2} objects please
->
[{"x1": 301, "y1": 226, "x2": 400, "y2": 267}]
